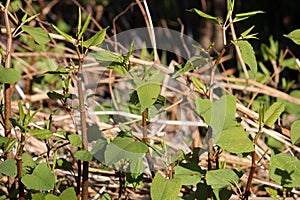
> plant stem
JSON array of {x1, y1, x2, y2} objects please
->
[
  {"x1": 77, "y1": 54, "x2": 89, "y2": 200},
  {"x1": 16, "y1": 147, "x2": 24, "y2": 200},
  {"x1": 243, "y1": 151, "x2": 256, "y2": 200},
  {"x1": 142, "y1": 109, "x2": 155, "y2": 177},
  {"x1": 4, "y1": 0, "x2": 16, "y2": 192},
  {"x1": 4, "y1": 0, "x2": 12, "y2": 138},
  {"x1": 76, "y1": 159, "x2": 81, "y2": 199}
]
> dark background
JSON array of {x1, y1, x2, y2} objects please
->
[{"x1": 51, "y1": 0, "x2": 300, "y2": 58}]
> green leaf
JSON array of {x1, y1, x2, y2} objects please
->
[
  {"x1": 216, "y1": 126, "x2": 254, "y2": 153},
  {"x1": 59, "y1": 187, "x2": 76, "y2": 200},
  {"x1": 129, "y1": 158, "x2": 144, "y2": 177},
  {"x1": 45, "y1": 195, "x2": 60, "y2": 200},
  {"x1": 0, "y1": 158, "x2": 17, "y2": 177},
  {"x1": 83, "y1": 28, "x2": 107, "y2": 48},
  {"x1": 284, "y1": 29, "x2": 300, "y2": 45},
  {"x1": 56, "y1": 158, "x2": 72, "y2": 171},
  {"x1": 233, "y1": 11, "x2": 264, "y2": 23},
  {"x1": 291, "y1": 120, "x2": 300, "y2": 144},
  {"x1": 18, "y1": 101, "x2": 25, "y2": 125},
  {"x1": 264, "y1": 101, "x2": 284, "y2": 127},
  {"x1": 282, "y1": 57, "x2": 299, "y2": 70},
  {"x1": 22, "y1": 163, "x2": 55, "y2": 191},
  {"x1": 78, "y1": 13, "x2": 92, "y2": 39},
  {"x1": 74, "y1": 150, "x2": 93, "y2": 161},
  {"x1": 90, "y1": 50, "x2": 122, "y2": 64},
  {"x1": 191, "y1": 77, "x2": 207, "y2": 92},
  {"x1": 172, "y1": 56, "x2": 209, "y2": 78},
  {"x1": 32, "y1": 193, "x2": 47, "y2": 200},
  {"x1": 91, "y1": 138, "x2": 107, "y2": 163},
  {"x1": 22, "y1": 25, "x2": 51, "y2": 45},
  {"x1": 0, "y1": 68, "x2": 21, "y2": 84},
  {"x1": 240, "y1": 26, "x2": 258, "y2": 40},
  {"x1": 269, "y1": 153, "x2": 300, "y2": 187},
  {"x1": 136, "y1": 82, "x2": 161, "y2": 112},
  {"x1": 265, "y1": 187, "x2": 280, "y2": 200},
  {"x1": 22, "y1": 153, "x2": 36, "y2": 174},
  {"x1": 47, "y1": 91, "x2": 64, "y2": 100},
  {"x1": 77, "y1": 7, "x2": 82, "y2": 37},
  {"x1": 51, "y1": 24, "x2": 73, "y2": 42},
  {"x1": 68, "y1": 134, "x2": 82, "y2": 148},
  {"x1": 173, "y1": 165, "x2": 203, "y2": 185},
  {"x1": 29, "y1": 129, "x2": 53, "y2": 140},
  {"x1": 46, "y1": 187, "x2": 76, "y2": 200},
  {"x1": 196, "y1": 95, "x2": 236, "y2": 140},
  {"x1": 104, "y1": 136, "x2": 148, "y2": 165},
  {"x1": 102, "y1": 193, "x2": 112, "y2": 200},
  {"x1": 150, "y1": 173, "x2": 182, "y2": 200},
  {"x1": 232, "y1": 40, "x2": 257, "y2": 78},
  {"x1": 189, "y1": 8, "x2": 222, "y2": 25},
  {"x1": 206, "y1": 169, "x2": 240, "y2": 189}
]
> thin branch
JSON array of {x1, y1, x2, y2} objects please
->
[
  {"x1": 229, "y1": 16, "x2": 249, "y2": 80},
  {"x1": 136, "y1": 0, "x2": 159, "y2": 63}
]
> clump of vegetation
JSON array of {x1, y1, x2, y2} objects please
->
[{"x1": 1, "y1": 0, "x2": 300, "y2": 199}]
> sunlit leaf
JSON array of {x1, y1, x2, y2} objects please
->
[
  {"x1": 0, "y1": 68, "x2": 21, "y2": 84},
  {"x1": 136, "y1": 82, "x2": 161, "y2": 112},
  {"x1": 172, "y1": 56, "x2": 209, "y2": 78},
  {"x1": 216, "y1": 126, "x2": 254, "y2": 153},
  {"x1": 0, "y1": 158, "x2": 17, "y2": 177},
  {"x1": 240, "y1": 26, "x2": 258, "y2": 40},
  {"x1": 233, "y1": 40, "x2": 257, "y2": 78},
  {"x1": 206, "y1": 169, "x2": 241, "y2": 189},
  {"x1": 29, "y1": 129, "x2": 53, "y2": 140},
  {"x1": 233, "y1": 11, "x2": 265, "y2": 23},
  {"x1": 291, "y1": 120, "x2": 300, "y2": 144},
  {"x1": 74, "y1": 150, "x2": 93, "y2": 161},
  {"x1": 264, "y1": 101, "x2": 284, "y2": 127},
  {"x1": 51, "y1": 24, "x2": 73, "y2": 42},
  {"x1": 78, "y1": 13, "x2": 92, "y2": 39},
  {"x1": 189, "y1": 8, "x2": 222, "y2": 25},
  {"x1": 196, "y1": 95, "x2": 236, "y2": 140},
  {"x1": 104, "y1": 136, "x2": 148, "y2": 165},
  {"x1": 22, "y1": 25, "x2": 51, "y2": 45},
  {"x1": 22, "y1": 163, "x2": 55, "y2": 191},
  {"x1": 174, "y1": 165, "x2": 203, "y2": 185},
  {"x1": 269, "y1": 153, "x2": 300, "y2": 187},
  {"x1": 284, "y1": 29, "x2": 300, "y2": 45},
  {"x1": 282, "y1": 57, "x2": 299, "y2": 70},
  {"x1": 68, "y1": 134, "x2": 82, "y2": 148},
  {"x1": 46, "y1": 187, "x2": 76, "y2": 200},
  {"x1": 265, "y1": 187, "x2": 280, "y2": 200},
  {"x1": 151, "y1": 173, "x2": 182, "y2": 200},
  {"x1": 191, "y1": 77, "x2": 207, "y2": 92},
  {"x1": 83, "y1": 28, "x2": 107, "y2": 48}
]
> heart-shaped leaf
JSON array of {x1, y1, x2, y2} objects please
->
[
  {"x1": 0, "y1": 158, "x2": 17, "y2": 177},
  {"x1": 206, "y1": 169, "x2": 241, "y2": 189},
  {"x1": 269, "y1": 153, "x2": 300, "y2": 187},
  {"x1": 136, "y1": 82, "x2": 161, "y2": 112},
  {"x1": 22, "y1": 163, "x2": 55, "y2": 191},
  {"x1": 104, "y1": 136, "x2": 148, "y2": 165},
  {"x1": 150, "y1": 173, "x2": 182, "y2": 200}
]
